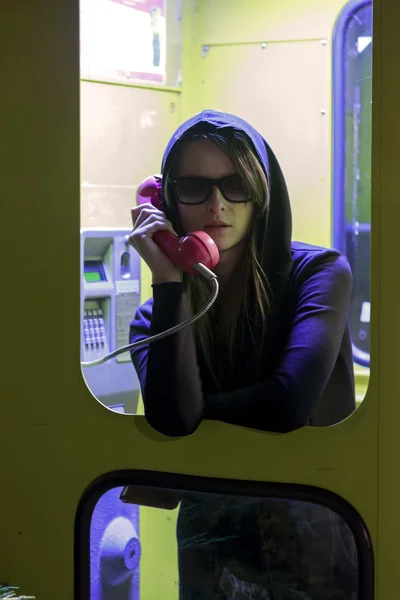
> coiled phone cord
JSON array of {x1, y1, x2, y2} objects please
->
[{"x1": 81, "y1": 263, "x2": 218, "y2": 368}]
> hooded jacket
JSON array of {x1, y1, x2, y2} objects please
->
[
  {"x1": 129, "y1": 111, "x2": 358, "y2": 598},
  {"x1": 129, "y1": 110, "x2": 356, "y2": 436}
]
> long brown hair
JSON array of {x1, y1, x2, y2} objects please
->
[{"x1": 162, "y1": 126, "x2": 272, "y2": 389}]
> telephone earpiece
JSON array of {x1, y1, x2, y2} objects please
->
[
  {"x1": 137, "y1": 174, "x2": 164, "y2": 210},
  {"x1": 137, "y1": 175, "x2": 219, "y2": 274}
]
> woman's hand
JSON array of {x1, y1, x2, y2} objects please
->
[{"x1": 129, "y1": 204, "x2": 182, "y2": 283}]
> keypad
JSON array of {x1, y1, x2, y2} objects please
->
[{"x1": 84, "y1": 307, "x2": 106, "y2": 349}]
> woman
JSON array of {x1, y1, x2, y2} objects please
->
[{"x1": 128, "y1": 110, "x2": 357, "y2": 598}]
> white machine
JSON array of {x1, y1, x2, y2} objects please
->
[{"x1": 80, "y1": 228, "x2": 141, "y2": 414}]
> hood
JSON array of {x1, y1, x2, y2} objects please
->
[{"x1": 161, "y1": 109, "x2": 293, "y2": 307}]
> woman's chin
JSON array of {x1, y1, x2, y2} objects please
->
[
  {"x1": 215, "y1": 240, "x2": 244, "y2": 256},
  {"x1": 214, "y1": 241, "x2": 232, "y2": 253}
]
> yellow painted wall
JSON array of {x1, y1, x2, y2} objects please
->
[
  {"x1": 6, "y1": 0, "x2": 400, "y2": 598},
  {"x1": 184, "y1": 0, "x2": 348, "y2": 245},
  {"x1": 201, "y1": 0, "x2": 349, "y2": 44}
]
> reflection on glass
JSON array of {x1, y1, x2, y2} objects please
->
[
  {"x1": 177, "y1": 493, "x2": 358, "y2": 599},
  {"x1": 333, "y1": 0, "x2": 372, "y2": 368},
  {"x1": 89, "y1": 486, "x2": 359, "y2": 599}
]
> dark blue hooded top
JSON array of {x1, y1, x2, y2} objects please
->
[
  {"x1": 129, "y1": 110, "x2": 355, "y2": 436},
  {"x1": 128, "y1": 110, "x2": 358, "y2": 598}
]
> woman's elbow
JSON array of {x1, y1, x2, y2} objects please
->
[
  {"x1": 144, "y1": 408, "x2": 202, "y2": 437},
  {"x1": 265, "y1": 403, "x2": 310, "y2": 433},
  {"x1": 271, "y1": 419, "x2": 307, "y2": 434}
]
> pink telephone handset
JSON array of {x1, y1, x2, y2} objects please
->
[
  {"x1": 81, "y1": 175, "x2": 220, "y2": 368},
  {"x1": 137, "y1": 175, "x2": 219, "y2": 275}
]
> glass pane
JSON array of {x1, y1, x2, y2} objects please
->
[
  {"x1": 333, "y1": 0, "x2": 372, "y2": 369},
  {"x1": 80, "y1": 0, "x2": 373, "y2": 417},
  {"x1": 89, "y1": 486, "x2": 360, "y2": 599}
]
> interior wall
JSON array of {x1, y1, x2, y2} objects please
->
[
  {"x1": 200, "y1": 0, "x2": 349, "y2": 45},
  {"x1": 80, "y1": 83, "x2": 181, "y2": 230},
  {"x1": 198, "y1": 40, "x2": 331, "y2": 247},
  {"x1": 183, "y1": 0, "x2": 349, "y2": 249},
  {"x1": 79, "y1": 0, "x2": 184, "y2": 232}
]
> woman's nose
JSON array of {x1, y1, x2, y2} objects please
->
[{"x1": 207, "y1": 184, "x2": 226, "y2": 211}]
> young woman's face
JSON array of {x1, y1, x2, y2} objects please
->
[{"x1": 175, "y1": 138, "x2": 254, "y2": 256}]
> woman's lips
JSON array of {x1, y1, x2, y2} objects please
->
[{"x1": 203, "y1": 224, "x2": 231, "y2": 232}]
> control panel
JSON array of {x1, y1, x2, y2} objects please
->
[{"x1": 81, "y1": 229, "x2": 141, "y2": 414}]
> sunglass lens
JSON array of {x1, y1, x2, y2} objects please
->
[
  {"x1": 177, "y1": 177, "x2": 208, "y2": 204},
  {"x1": 222, "y1": 175, "x2": 247, "y2": 202}
]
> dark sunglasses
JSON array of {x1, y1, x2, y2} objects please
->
[{"x1": 169, "y1": 175, "x2": 250, "y2": 205}]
